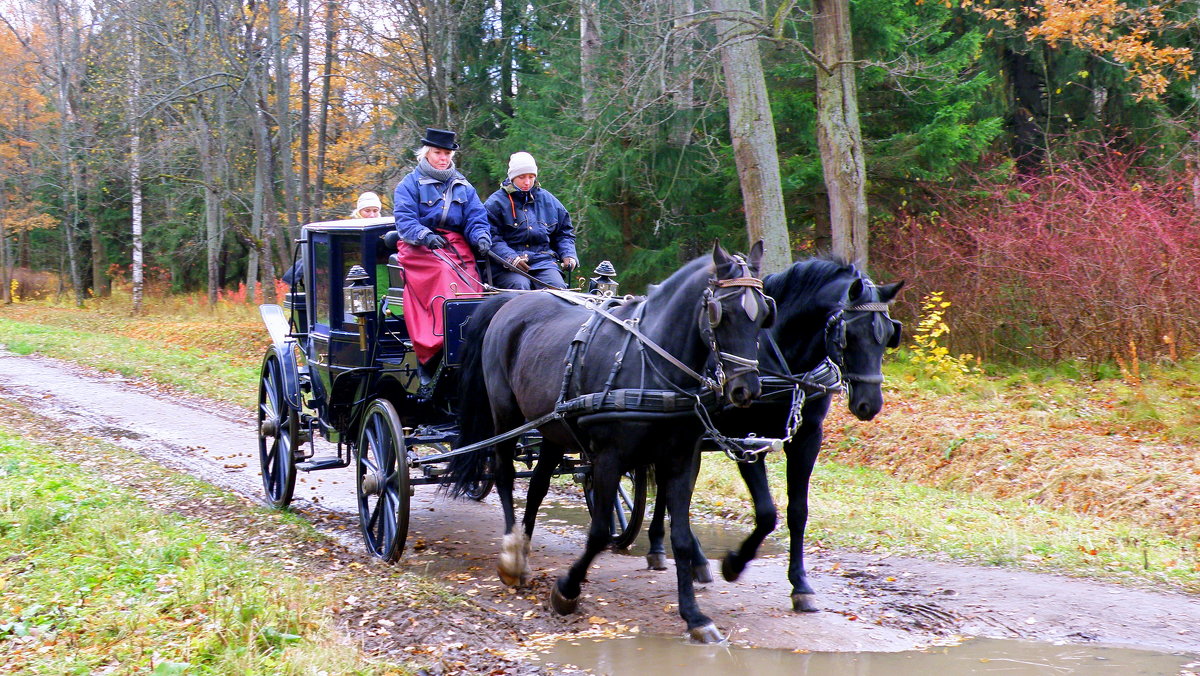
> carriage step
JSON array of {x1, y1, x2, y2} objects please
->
[{"x1": 296, "y1": 457, "x2": 349, "y2": 472}]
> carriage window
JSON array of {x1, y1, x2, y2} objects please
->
[
  {"x1": 341, "y1": 239, "x2": 365, "y2": 325},
  {"x1": 313, "y1": 240, "x2": 331, "y2": 327}
]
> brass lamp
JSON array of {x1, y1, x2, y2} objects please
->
[{"x1": 343, "y1": 265, "x2": 374, "y2": 349}]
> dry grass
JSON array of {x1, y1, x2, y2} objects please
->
[{"x1": 823, "y1": 379, "x2": 1200, "y2": 542}]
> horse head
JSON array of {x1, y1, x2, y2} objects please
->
[
  {"x1": 827, "y1": 276, "x2": 904, "y2": 420},
  {"x1": 706, "y1": 241, "x2": 773, "y2": 408}
]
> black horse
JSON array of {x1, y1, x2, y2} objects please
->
[
  {"x1": 449, "y1": 242, "x2": 772, "y2": 642},
  {"x1": 643, "y1": 256, "x2": 903, "y2": 612}
]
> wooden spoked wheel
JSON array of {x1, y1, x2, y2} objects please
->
[
  {"x1": 584, "y1": 466, "x2": 647, "y2": 550},
  {"x1": 257, "y1": 351, "x2": 297, "y2": 509},
  {"x1": 355, "y1": 399, "x2": 410, "y2": 562}
]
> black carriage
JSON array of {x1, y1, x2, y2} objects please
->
[{"x1": 256, "y1": 217, "x2": 646, "y2": 561}]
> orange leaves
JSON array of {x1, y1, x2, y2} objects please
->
[{"x1": 953, "y1": 0, "x2": 1193, "y2": 99}]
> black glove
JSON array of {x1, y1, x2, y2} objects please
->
[
  {"x1": 476, "y1": 239, "x2": 491, "y2": 255},
  {"x1": 420, "y1": 232, "x2": 448, "y2": 250}
]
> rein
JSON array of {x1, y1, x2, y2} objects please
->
[{"x1": 547, "y1": 289, "x2": 716, "y2": 390}]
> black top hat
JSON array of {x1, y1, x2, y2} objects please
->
[{"x1": 420, "y1": 128, "x2": 459, "y2": 151}]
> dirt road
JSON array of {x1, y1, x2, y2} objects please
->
[{"x1": 1, "y1": 350, "x2": 1198, "y2": 657}]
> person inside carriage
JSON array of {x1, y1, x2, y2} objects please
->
[
  {"x1": 282, "y1": 190, "x2": 387, "y2": 289},
  {"x1": 482, "y1": 152, "x2": 577, "y2": 290},
  {"x1": 392, "y1": 128, "x2": 492, "y2": 384}
]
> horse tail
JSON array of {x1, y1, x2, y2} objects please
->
[{"x1": 447, "y1": 293, "x2": 517, "y2": 498}]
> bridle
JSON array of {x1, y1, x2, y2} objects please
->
[
  {"x1": 824, "y1": 299, "x2": 897, "y2": 387},
  {"x1": 696, "y1": 259, "x2": 774, "y2": 392}
]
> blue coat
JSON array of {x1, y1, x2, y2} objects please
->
[
  {"x1": 392, "y1": 168, "x2": 492, "y2": 249},
  {"x1": 483, "y1": 181, "x2": 577, "y2": 263}
]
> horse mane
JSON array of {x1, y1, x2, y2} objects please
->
[
  {"x1": 642, "y1": 255, "x2": 713, "y2": 305},
  {"x1": 763, "y1": 254, "x2": 864, "y2": 315}
]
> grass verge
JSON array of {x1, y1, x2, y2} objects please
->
[
  {"x1": 0, "y1": 315, "x2": 258, "y2": 408},
  {"x1": 0, "y1": 427, "x2": 407, "y2": 675}
]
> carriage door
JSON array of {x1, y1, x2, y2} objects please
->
[{"x1": 308, "y1": 231, "x2": 335, "y2": 402}]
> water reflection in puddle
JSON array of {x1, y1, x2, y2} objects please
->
[
  {"x1": 538, "y1": 497, "x2": 784, "y2": 558},
  {"x1": 534, "y1": 634, "x2": 1200, "y2": 675}
]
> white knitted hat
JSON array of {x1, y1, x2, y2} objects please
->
[
  {"x1": 507, "y1": 152, "x2": 539, "y2": 181},
  {"x1": 356, "y1": 191, "x2": 382, "y2": 212}
]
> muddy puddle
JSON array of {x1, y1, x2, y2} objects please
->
[
  {"x1": 537, "y1": 495, "x2": 785, "y2": 558},
  {"x1": 534, "y1": 634, "x2": 1200, "y2": 674}
]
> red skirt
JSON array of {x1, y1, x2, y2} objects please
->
[{"x1": 398, "y1": 232, "x2": 484, "y2": 364}]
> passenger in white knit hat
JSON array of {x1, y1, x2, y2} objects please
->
[
  {"x1": 507, "y1": 152, "x2": 538, "y2": 181},
  {"x1": 351, "y1": 191, "x2": 383, "y2": 218},
  {"x1": 482, "y1": 151, "x2": 578, "y2": 290}
]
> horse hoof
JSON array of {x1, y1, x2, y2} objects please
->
[
  {"x1": 549, "y1": 583, "x2": 580, "y2": 616},
  {"x1": 687, "y1": 622, "x2": 724, "y2": 644},
  {"x1": 498, "y1": 566, "x2": 523, "y2": 588},
  {"x1": 692, "y1": 563, "x2": 713, "y2": 584},
  {"x1": 791, "y1": 593, "x2": 819, "y2": 613},
  {"x1": 646, "y1": 552, "x2": 668, "y2": 570},
  {"x1": 721, "y1": 552, "x2": 744, "y2": 582}
]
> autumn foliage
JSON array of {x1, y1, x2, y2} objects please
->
[{"x1": 876, "y1": 149, "x2": 1200, "y2": 365}]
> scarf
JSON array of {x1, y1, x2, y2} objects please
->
[{"x1": 417, "y1": 158, "x2": 457, "y2": 184}]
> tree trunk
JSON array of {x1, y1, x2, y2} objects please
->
[
  {"x1": 50, "y1": 0, "x2": 85, "y2": 306},
  {"x1": 580, "y1": 0, "x2": 601, "y2": 122},
  {"x1": 299, "y1": 0, "x2": 312, "y2": 224},
  {"x1": 813, "y1": 0, "x2": 869, "y2": 267},
  {"x1": 270, "y1": 0, "x2": 300, "y2": 241},
  {"x1": 314, "y1": 0, "x2": 337, "y2": 218},
  {"x1": 712, "y1": 0, "x2": 791, "y2": 274},
  {"x1": 129, "y1": 34, "x2": 144, "y2": 314},
  {"x1": 0, "y1": 192, "x2": 9, "y2": 304},
  {"x1": 192, "y1": 105, "x2": 222, "y2": 307}
]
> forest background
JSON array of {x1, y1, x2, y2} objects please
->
[{"x1": 1, "y1": 0, "x2": 1199, "y2": 367}]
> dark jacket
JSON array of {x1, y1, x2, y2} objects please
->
[
  {"x1": 483, "y1": 181, "x2": 576, "y2": 263},
  {"x1": 392, "y1": 168, "x2": 492, "y2": 249}
]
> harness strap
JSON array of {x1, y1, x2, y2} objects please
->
[{"x1": 546, "y1": 289, "x2": 714, "y2": 389}]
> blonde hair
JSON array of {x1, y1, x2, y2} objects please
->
[{"x1": 416, "y1": 145, "x2": 456, "y2": 162}]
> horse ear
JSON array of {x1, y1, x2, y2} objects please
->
[
  {"x1": 877, "y1": 280, "x2": 905, "y2": 303},
  {"x1": 711, "y1": 239, "x2": 732, "y2": 268},
  {"x1": 747, "y1": 240, "x2": 764, "y2": 277}
]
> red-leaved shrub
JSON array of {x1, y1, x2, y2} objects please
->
[{"x1": 875, "y1": 151, "x2": 1200, "y2": 365}]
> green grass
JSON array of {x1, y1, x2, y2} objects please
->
[
  {"x1": 695, "y1": 456, "x2": 1200, "y2": 593},
  {"x1": 0, "y1": 429, "x2": 406, "y2": 674},
  {"x1": 0, "y1": 317, "x2": 257, "y2": 408}
]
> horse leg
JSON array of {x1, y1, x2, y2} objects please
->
[
  {"x1": 549, "y1": 452, "x2": 619, "y2": 616},
  {"x1": 493, "y1": 438, "x2": 528, "y2": 588},
  {"x1": 659, "y1": 456, "x2": 722, "y2": 643},
  {"x1": 721, "y1": 456, "x2": 777, "y2": 582},
  {"x1": 512, "y1": 442, "x2": 565, "y2": 586},
  {"x1": 646, "y1": 450, "x2": 711, "y2": 583},
  {"x1": 786, "y1": 398, "x2": 829, "y2": 612},
  {"x1": 645, "y1": 491, "x2": 668, "y2": 570}
]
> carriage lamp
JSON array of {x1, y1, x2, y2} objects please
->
[
  {"x1": 343, "y1": 265, "x2": 375, "y2": 350},
  {"x1": 588, "y1": 260, "x2": 619, "y2": 296}
]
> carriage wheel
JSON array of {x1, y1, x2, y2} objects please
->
[
  {"x1": 584, "y1": 466, "x2": 647, "y2": 550},
  {"x1": 257, "y1": 351, "x2": 297, "y2": 509},
  {"x1": 462, "y1": 456, "x2": 494, "y2": 502},
  {"x1": 355, "y1": 398, "x2": 411, "y2": 562}
]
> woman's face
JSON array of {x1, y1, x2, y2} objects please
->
[
  {"x1": 427, "y1": 147, "x2": 454, "y2": 171},
  {"x1": 359, "y1": 206, "x2": 381, "y2": 218},
  {"x1": 512, "y1": 173, "x2": 536, "y2": 191}
]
